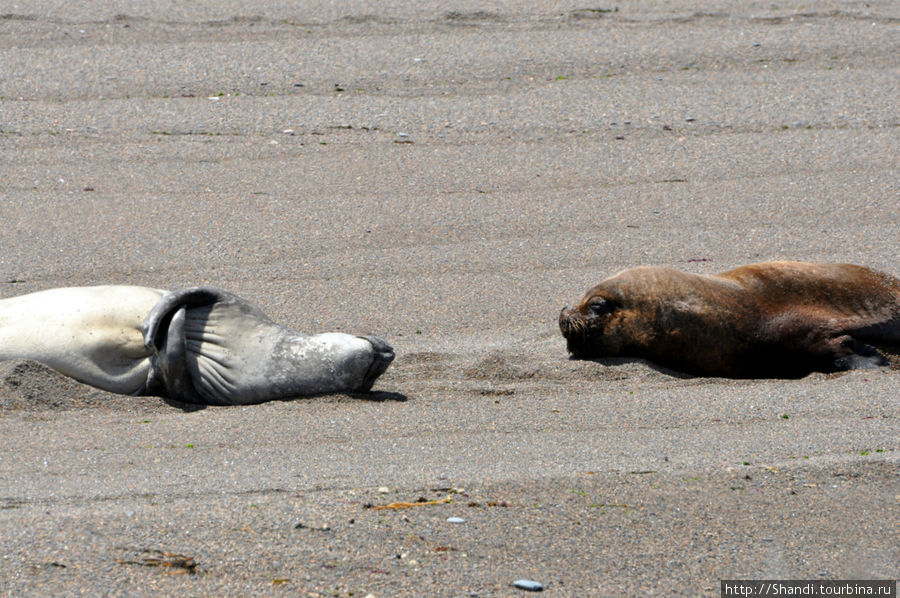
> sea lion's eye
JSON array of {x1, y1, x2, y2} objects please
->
[{"x1": 588, "y1": 299, "x2": 613, "y2": 316}]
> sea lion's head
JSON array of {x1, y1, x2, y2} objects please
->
[{"x1": 559, "y1": 284, "x2": 628, "y2": 359}]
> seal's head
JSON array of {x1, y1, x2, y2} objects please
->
[
  {"x1": 356, "y1": 335, "x2": 395, "y2": 392},
  {"x1": 559, "y1": 284, "x2": 628, "y2": 359},
  {"x1": 559, "y1": 267, "x2": 677, "y2": 361}
]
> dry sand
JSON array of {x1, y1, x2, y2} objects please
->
[{"x1": 1, "y1": 1, "x2": 898, "y2": 596}]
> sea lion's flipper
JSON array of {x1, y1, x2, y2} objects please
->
[
  {"x1": 805, "y1": 332, "x2": 889, "y2": 372},
  {"x1": 832, "y1": 341, "x2": 889, "y2": 371}
]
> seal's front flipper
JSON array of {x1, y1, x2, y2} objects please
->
[
  {"x1": 141, "y1": 287, "x2": 231, "y2": 404},
  {"x1": 142, "y1": 288, "x2": 227, "y2": 352}
]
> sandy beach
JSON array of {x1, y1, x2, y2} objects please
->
[{"x1": 1, "y1": 1, "x2": 898, "y2": 595}]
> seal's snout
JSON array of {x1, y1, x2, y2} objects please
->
[
  {"x1": 559, "y1": 304, "x2": 598, "y2": 358},
  {"x1": 558, "y1": 305, "x2": 578, "y2": 336},
  {"x1": 357, "y1": 335, "x2": 395, "y2": 392},
  {"x1": 360, "y1": 335, "x2": 394, "y2": 362}
]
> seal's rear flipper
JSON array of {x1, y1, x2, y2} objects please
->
[{"x1": 833, "y1": 343, "x2": 889, "y2": 371}]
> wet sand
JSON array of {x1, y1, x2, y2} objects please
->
[{"x1": 1, "y1": 2, "x2": 898, "y2": 596}]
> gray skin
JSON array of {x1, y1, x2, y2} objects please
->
[
  {"x1": 559, "y1": 261, "x2": 900, "y2": 378},
  {"x1": 141, "y1": 287, "x2": 395, "y2": 405},
  {"x1": 0, "y1": 285, "x2": 393, "y2": 405}
]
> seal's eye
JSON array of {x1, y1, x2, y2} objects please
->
[{"x1": 587, "y1": 299, "x2": 613, "y2": 316}]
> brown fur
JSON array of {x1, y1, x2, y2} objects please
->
[{"x1": 559, "y1": 261, "x2": 900, "y2": 378}]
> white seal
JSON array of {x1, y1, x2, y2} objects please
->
[{"x1": 0, "y1": 286, "x2": 393, "y2": 405}]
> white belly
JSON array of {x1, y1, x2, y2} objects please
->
[{"x1": 0, "y1": 286, "x2": 165, "y2": 394}]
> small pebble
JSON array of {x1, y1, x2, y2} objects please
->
[
  {"x1": 514, "y1": 579, "x2": 543, "y2": 592},
  {"x1": 377, "y1": 486, "x2": 390, "y2": 494},
  {"x1": 447, "y1": 517, "x2": 465, "y2": 524}
]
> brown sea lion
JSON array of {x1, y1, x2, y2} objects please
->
[{"x1": 559, "y1": 261, "x2": 900, "y2": 378}]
